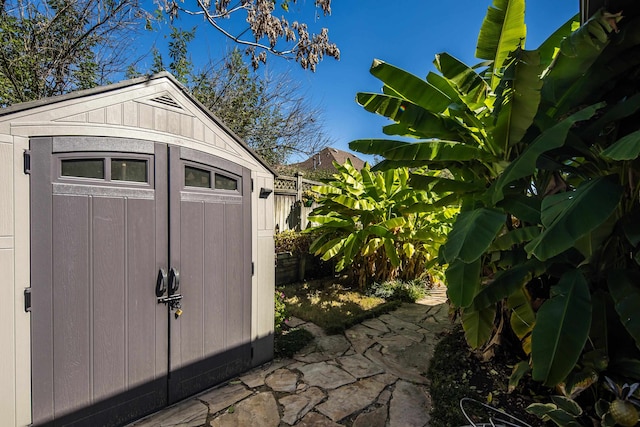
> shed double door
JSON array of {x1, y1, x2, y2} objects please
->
[{"x1": 30, "y1": 137, "x2": 252, "y2": 426}]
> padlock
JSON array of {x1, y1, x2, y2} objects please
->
[{"x1": 174, "y1": 308, "x2": 183, "y2": 318}]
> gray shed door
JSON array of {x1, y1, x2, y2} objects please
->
[{"x1": 30, "y1": 137, "x2": 252, "y2": 426}]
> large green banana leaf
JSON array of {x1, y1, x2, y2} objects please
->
[
  {"x1": 356, "y1": 93, "x2": 466, "y2": 140},
  {"x1": 492, "y1": 49, "x2": 543, "y2": 153},
  {"x1": 349, "y1": 139, "x2": 490, "y2": 162},
  {"x1": 536, "y1": 14, "x2": 578, "y2": 68},
  {"x1": 462, "y1": 305, "x2": 496, "y2": 348},
  {"x1": 441, "y1": 208, "x2": 506, "y2": 264},
  {"x1": 496, "y1": 195, "x2": 541, "y2": 224},
  {"x1": 583, "y1": 93, "x2": 640, "y2": 142},
  {"x1": 383, "y1": 237, "x2": 401, "y2": 267},
  {"x1": 368, "y1": 59, "x2": 452, "y2": 113},
  {"x1": 540, "y1": 9, "x2": 614, "y2": 108},
  {"x1": 427, "y1": 71, "x2": 464, "y2": 105},
  {"x1": 525, "y1": 176, "x2": 622, "y2": 261},
  {"x1": 316, "y1": 237, "x2": 347, "y2": 260},
  {"x1": 552, "y1": 42, "x2": 640, "y2": 119},
  {"x1": 491, "y1": 103, "x2": 603, "y2": 204},
  {"x1": 508, "y1": 288, "x2": 536, "y2": 355},
  {"x1": 475, "y1": 0, "x2": 526, "y2": 89},
  {"x1": 489, "y1": 226, "x2": 540, "y2": 251},
  {"x1": 410, "y1": 174, "x2": 485, "y2": 196},
  {"x1": 532, "y1": 269, "x2": 592, "y2": 387},
  {"x1": 600, "y1": 130, "x2": 640, "y2": 160},
  {"x1": 434, "y1": 53, "x2": 490, "y2": 112},
  {"x1": 446, "y1": 258, "x2": 482, "y2": 308},
  {"x1": 471, "y1": 262, "x2": 534, "y2": 311},
  {"x1": 381, "y1": 123, "x2": 426, "y2": 139},
  {"x1": 608, "y1": 270, "x2": 640, "y2": 352},
  {"x1": 361, "y1": 168, "x2": 384, "y2": 201},
  {"x1": 306, "y1": 215, "x2": 354, "y2": 228}
]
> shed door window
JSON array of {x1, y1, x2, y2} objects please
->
[
  {"x1": 185, "y1": 166, "x2": 211, "y2": 188},
  {"x1": 112, "y1": 159, "x2": 148, "y2": 182},
  {"x1": 61, "y1": 159, "x2": 105, "y2": 179},
  {"x1": 185, "y1": 165, "x2": 239, "y2": 191},
  {"x1": 215, "y1": 173, "x2": 238, "y2": 191},
  {"x1": 58, "y1": 154, "x2": 151, "y2": 186}
]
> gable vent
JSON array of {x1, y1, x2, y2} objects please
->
[{"x1": 150, "y1": 94, "x2": 182, "y2": 109}]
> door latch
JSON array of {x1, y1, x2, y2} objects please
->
[{"x1": 157, "y1": 267, "x2": 183, "y2": 317}]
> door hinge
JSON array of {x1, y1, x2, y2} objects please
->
[
  {"x1": 24, "y1": 288, "x2": 31, "y2": 312},
  {"x1": 251, "y1": 262, "x2": 255, "y2": 276},
  {"x1": 251, "y1": 179, "x2": 254, "y2": 192},
  {"x1": 23, "y1": 150, "x2": 31, "y2": 175}
]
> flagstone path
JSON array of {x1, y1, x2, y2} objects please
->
[{"x1": 128, "y1": 287, "x2": 449, "y2": 427}]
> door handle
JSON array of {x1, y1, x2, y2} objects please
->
[
  {"x1": 168, "y1": 267, "x2": 180, "y2": 295},
  {"x1": 156, "y1": 269, "x2": 167, "y2": 297}
]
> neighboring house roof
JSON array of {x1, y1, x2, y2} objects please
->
[{"x1": 293, "y1": 147, "x2": 366, "y2": 172}]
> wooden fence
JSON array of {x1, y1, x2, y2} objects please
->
[{"x1": 274, "y1": 174, "x2": 321, "y2": 232}]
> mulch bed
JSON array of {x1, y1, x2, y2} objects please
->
[{"x1": 428, "y1": 325, "x2": 547, "y2": 426}]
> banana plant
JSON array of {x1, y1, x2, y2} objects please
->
[
  {"x1": 305, "y1": 159, "x2": 455, "y2": 288},
  {"x1": 350, "y1": 0, "x2": 640, "y2": 395}
]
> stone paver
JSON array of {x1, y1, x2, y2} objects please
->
[
  {"x1": 126, "y1": 294, "x2": 450, "y2": 427},
  {"x1": 375, "y1": 334, "x2": 418, "y2": 350},
  {"x1": 316, "y1": 376, "x2": 388, "y2": 422},
  {"x1": 353, "y1": 405, "x2": 388, "y2": 427},
  {"x1": 264, "y1": 368, "x2": 298, "y2": 392},
  {"x1": 364, "y1": 345, "x2": 429, "y2": 384},
  {"x1": 315, "y1": 335, "x2": 351, "y2": 356},
  {"x1": 360, "y1": 318, "x2": 390, "y2": 334},
  {"x1": 296, "y1": 412, "x2": 342, "y2": 427},
  {"x1": 286, "y1": 316, "x2": 307, "y2": 328},
  {"x1": 344, "y1": 324, "x2": 377, "y2": 354},
  {"x1": 298, "y1": 361, "x2": 356, "y2": 389},
  {"x1": 379, "y1": 313, "x2": 423, "y2": 331},
  {"x1": 198, "y1": 383, "x2": 252, "y2": 414},
  {"x1": 209, "y1": 392, "x2": 279, "y2": 427},
  {"x1": 389, "y1": 380, "x2": 431, "y2": 427},
  {"x1": 337, "y1": 353, "x2": 384, "y2": 378},
  {"x1": 279, "y1": 386, "x2": 325, "y2": 425},
  {"x1": 238, "y1": 360, "x2": 286, "y2": 388}
]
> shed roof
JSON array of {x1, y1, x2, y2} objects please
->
[{"x1": 0, "y1": 72, "x2": 276, "y2": 176}]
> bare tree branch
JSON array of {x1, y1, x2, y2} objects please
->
[
  {"x1": 0, "y1": 0, "x2": 149, "y2": 106},
  {"x1": 158, "y1": 0, "x2": 339, "y2": 71}
]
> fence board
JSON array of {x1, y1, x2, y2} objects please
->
[{"x1": 274, "y1": 174, "x2": 321, "y2": 232}]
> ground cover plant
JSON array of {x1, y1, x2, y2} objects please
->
[
  {"x1": 367, "y1": 278, "x2": 431, "y2": 303},
  {"x1": 273, "y1": 289, "x2": 315, "y2": 358},
  {"x1": 350, "y1": 0, "x2": 640, "y2": 423},
  {"x1": 279, "y1": 278, "x2": 403, "y2": 334}
]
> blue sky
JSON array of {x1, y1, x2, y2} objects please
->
[{"x1": 149, "y1": 1, "x2": 580, "y2": 164}]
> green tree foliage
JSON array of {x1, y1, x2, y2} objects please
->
[
  {"x1": 149, "y1": 26, "x2": 195, "y2": 84},
  {"x1": 306, "y1": 159, "x2": 456, "y2": 288},
  {"x1": 142, "y1": 34, "x2": 331, "y2": 165},
  {"x1": 350, "y1": 0, "x2": 640, "y2": 408},
  {"x1": 0, "y1": 0, "x2": 147, "y2": 107}
]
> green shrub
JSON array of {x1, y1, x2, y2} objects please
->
[
  {"x1": 368, "y1": 278, "x2": 431, "y2": 303},
  {"x1": 306, "y1": 161, "x2": 455, "y2": 288},
  {"x1": 274, "y1": 290, "x2": 289, "y2": 333},
  {"x1": 274, "y1": 230, "x2": 314, "y2": 255}
]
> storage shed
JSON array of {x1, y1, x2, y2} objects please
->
[{"x1": 0, "y1": 72, "x2": 276, "y2": 426}]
